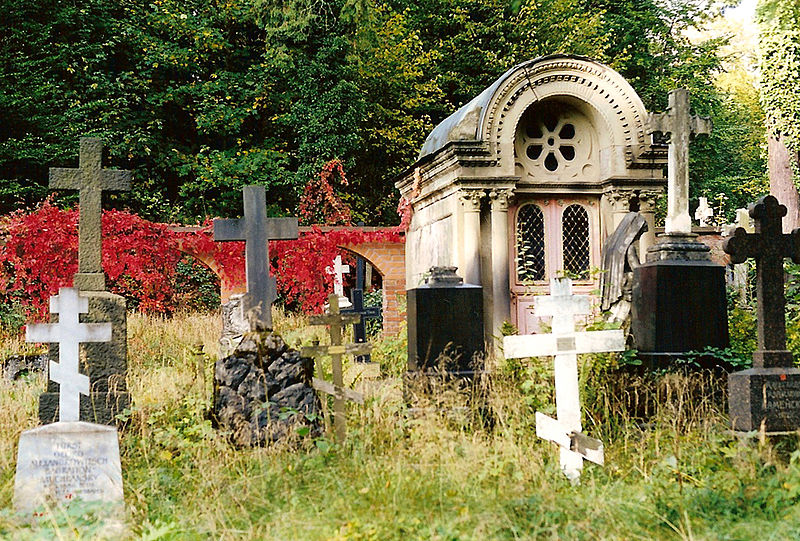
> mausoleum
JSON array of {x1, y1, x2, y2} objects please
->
[{"x1": 396, "y1": 55, "x2": 667, "y2": 339}]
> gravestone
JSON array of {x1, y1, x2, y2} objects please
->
[
  {"x1": 214, "y1": 185, "x2": 298, "y2": 331},
  {"x1": 728, "y1": 208, "x2": 754, "y2": 306},
  {"x1": 504, "y1": 278, "x2": 625, "y2": 481},
  {"x1": 724, "y1": 195, "x2": 800, "y2": 432},
  {"x1": 632, "y1": 89, "x2": 728, "y2": 364},
  {"x1": 407, "y1": 267, "x2": 484, "y2": 376},
  {"x1": 302, "y1": 295, "x2": 369, "y2": 442},
  {"x1": 45, "y1": 138, "x2": 130, "y2": 424},
  {"x1": 326, "y1": 255, "x2": 353, "y2": 309},
  {"x1": 695, "y1": 196, "x2": 713, "y2": 227},
  {"x1": 342, "y1": 256, "x2": 381, "y2": 363},
  {"x1": 15, "y1": 287, "x2": 123, "y2": 517}
]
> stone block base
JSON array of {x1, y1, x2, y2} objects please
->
[
  {"x1": 39, "y1": 392, "x2": 130, "y2": 426},
  {"x1": 631, "y1": 259, "x2": 728, "y2": 364},
  {"x1": 729, "y1": 367, "x2": 800, "y2": 432}
]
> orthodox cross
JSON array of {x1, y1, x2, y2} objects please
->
[
  {"x1": 49, "y1": 138, "x2": 131, "y2": 291},
  {"x1": 648, "y1": 89, "x2": 711, "y2": 235},
  {"x1": 25, "y1": 288, "x2": 112, "y2": 422},
  {"x1": 214, "y1": 185, "x2": 298, "y2": 331},
  {"x1": 302, "y1": 295, "x2": 370, "y2": 442},
  {"x1": 326, "y1": 254, "x2": 351, "y2": 298},
  {"x1": 342, "y1": 256, "x2": 381, "y2": 362},
  {"x1": 503, "y1": 278, "x2": 625, "y2": 481},
  {"x1": 724, "y1": 195, "x2": 800, "y2": 368}
]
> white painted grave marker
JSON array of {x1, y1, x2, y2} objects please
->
[
  {"x1": 695, "y1": 196, "x2": 713, "y2": 227},
  {"x1": 503, "y1": 278, "x2": 625, "y2": 481},
  {"x1": 326, "y1": 255, "x2": 352, "y2": 308},
  {"x1": 26, "y1": 287, "x2": 112, "y2": 422}
]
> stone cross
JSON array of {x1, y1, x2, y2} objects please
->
[
  {"x1": 724, "y1": 195, "x2": 800, "y2": 368},
  {"x1": 302, "y1": 295, "x2": 370, "y2": 442},
  {"x1": 49, "y1": 138, "x2": 131, "y2": 291},
  {"x1": 504, "y1": 278, "x2": 625, "y2": 481},
  {"x1": 326, "y1": 255, "x2": 350, "y2": 298},
  {"x1": 695, "y1": 197, "x2": 713, "y2": 227},
  {"x1": 648, "y1": 89, "x2": 711, "y2": 235},
  {"x1": 214, "y1": 185, "x2": 298, "y2": 331},
  {"x1": 25, "y1": 288, "x2": 112, "y2": 422}
]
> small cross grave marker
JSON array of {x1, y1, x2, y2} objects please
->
[
  {"x1": 326, "y1": 255, "x2": 352, "y2": 308},
  {"x1": 214, "y1": 185, "x2": 298, "y2": 331},
  {"x1": 302, "y1": 295, "x2": 370, "y2": 442},
  {"x1": 49, "y1": 138, "x2": 131, "y2": 291},
  {"x1": 26, "y1": 288, "x2": 112, "y2": 422},
  {"x1": 504, "y1": 278, "x2": 624, "y2": 481}
]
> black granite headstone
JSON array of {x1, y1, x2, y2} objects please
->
[
  {"x1": 407, "y1": 267, "x2": 484, "y2": 376},
  {"x1": 724, "y1": 195, "x2": 800, "y2": 432}
]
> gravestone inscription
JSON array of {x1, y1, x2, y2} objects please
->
[
  {"x1": 504, "y1": 278, "x2": 624, "y2": 481},
  {"x1": 724, "y1": 195, "x2": 800, "y2": 431}
]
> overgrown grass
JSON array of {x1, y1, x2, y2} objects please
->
[{"x1": 1, "y1": 311, "x2": 800, "y2": 539}]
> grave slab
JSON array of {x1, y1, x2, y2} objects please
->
[{"x1": 14, "y1": 421, "x2": 123, "y2": 516}]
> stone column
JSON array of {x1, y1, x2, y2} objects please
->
[
  {"x1": 489, "y1": 189, "x2": 512, "y2": 340},
  {"x1": 460, "y1": 190, "x2": 484, "y2": 286},
  {"x1": 637, "y1": 190, "x2": 660, "y2": 263},
  {"x1": 603, "y1": 189, "x2": 632, "y2": 235}
]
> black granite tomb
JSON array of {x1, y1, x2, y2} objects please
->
[{"x1": 407, "y1": 267, "x2": 484, "y2": 376}]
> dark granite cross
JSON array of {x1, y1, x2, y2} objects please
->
[
  {"x1": 214, "y1": 185, "x2": 298, "y2": 331},
  {"x1": 49, "y1": 138, "x2": 131, "y2": 291},
  {"x1": 342, "y1": 256, "x2": 381, "y2": 363},
  {"x1": 724, "y1": 195, "x2": 800, "y2": 368}
]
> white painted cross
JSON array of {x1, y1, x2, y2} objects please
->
[
  {"x1": 326, "y1": 255, "x2": 352, "y2": 308},
  {"x1": 695, "y1": 197, "x2": 713, "y2": 227},
  {"x1": 503, "y1": 278, "x2": 625, "y2": 481},
  {"x1": 25, "y1": 288, "x2": 112, "y2": 422}
]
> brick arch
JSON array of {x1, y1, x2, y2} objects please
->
[{"x1": 338, "y1": 241, "x2": 406, "y2": 335}]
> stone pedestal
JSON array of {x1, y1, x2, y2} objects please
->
[
  {"x1": 631, "y1": 234, "x2": 729, "y2": 366},
  {"x1": 39, "y1": 291, "x2": 128, "y2": 425},
  {"x1": 407, "y1": 267, "x2": 484, "y2": 376},
  {"x1": 729, "y1": 367, "x2": 800, "y2": 432}
]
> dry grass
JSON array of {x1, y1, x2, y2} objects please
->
[{"x1": 1, "y1": 312, "x2": 800, "y2": 539}]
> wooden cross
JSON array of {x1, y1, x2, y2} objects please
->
[
  {"x1": 214, "y1": 185, "x2": 298, "y2": 331},
  {"x1": 25, "y1": 288, "x2": 112, "y2": 422},
  {"x1": 724, "y1": 195, "x2": 800, "y2": 368},
  {"x1": 302, "y1": 295, "x2": 371, "y2": 442},
  {"x1": 648, "y1": 89, "x2": 711, "y2": 235},
  {"x1": 49, "y1": 138, "x2": 131, "y2": 291},
  {"x1": 504, "y1": 278, "x2": 625, "y2": 481}
]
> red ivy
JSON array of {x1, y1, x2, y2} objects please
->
[{"x1": 297, "y1": 159, "x2": 352, "y2": 226}]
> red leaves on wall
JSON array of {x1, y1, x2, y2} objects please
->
[{"x1": 298, "y1": 159, "x2": 352, "y2": 226}]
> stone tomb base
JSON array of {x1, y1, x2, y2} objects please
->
[
  {"x1": 14, "y1": 422, "x2": 123, "y2": 516},
  {"x1": 39, "y1": 290, "x2": 129, "y2": 425},
  {"x1": 729, "y1": 367, "x2": 800, "y2": 432},
  {"x1": 631, "y1": 257, "x2": 728, "y2": 366}
]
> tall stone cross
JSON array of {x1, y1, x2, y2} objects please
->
[
  {"x1": 648, "y1": 88, "x2": 711, "y2": 235},
  {"x1": 503, "y1": 278, "x2": 625, "y2": 481},
  {"x1": 725, "y1": 196, "x2": 800, "y2": 368},
  {"x1": 302, "y1": 295, "x2": 370, "y2": 442},
  {"x1": 25, "y1": 288, "x2": 112, "y2": 422},
  {"x1": 50, "y1": 138, "x2": 131, "y2": 291},
  {"x1": 214, "y1": 185, "x2": 298, "y2": 331}
]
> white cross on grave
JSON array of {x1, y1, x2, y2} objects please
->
[
  {"x1": 695, "y1": 197, "x2": 713, "y2": 227},
  {"x1": 326, "y1": 255, "x2": 352, "y2": 309},
  {"x1": 26, "y1": 288, "x2": 112, "y2": 422},
  {"x1": 503, "y1": 278, "x2": 625, "y2": 481}
]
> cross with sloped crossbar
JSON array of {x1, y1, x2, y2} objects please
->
[
  {"x1": 25, "y1": 288, "x2": 112, "y2": 422},
  {"x1": 214, "y1": 185, "x2": 298, "y2": 330},
  {"x1": 504, "y1": 278, "x2": 624, "y2": 481},
  {"x1": 49, "y1": 138, "x2": 131, "y2": 291}
]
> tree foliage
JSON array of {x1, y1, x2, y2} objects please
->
[{"x1": 0, "y1": 0, "x2": 764, "y2": 224}]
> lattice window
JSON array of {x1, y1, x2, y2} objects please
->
[
  {"x1": 562, "y1": 204, "x2": 590, "y2": 278},
  {"x1": 516, "y1": 204, "x2": 545, "y2": 282}
]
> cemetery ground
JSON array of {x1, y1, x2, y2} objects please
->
[{"x1": 1, "y1": 310, "x2": 800, "y2": 539}]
